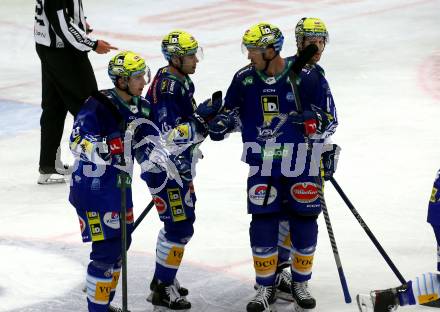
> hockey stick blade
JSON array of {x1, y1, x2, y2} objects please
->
[{"x1": 291, "y1": 44, "x2": 318, "y2": 75}]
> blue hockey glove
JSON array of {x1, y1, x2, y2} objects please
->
[
  {"x1": 322, "y1": 144, "x2": 341, "y2": 181},
  {"x1": 208, "y1": 110, "x2": 236, "y2": 141},
  {"x1": 194, "y1": 90, "x2": 223, "y2": 122},
  {"x1": 169, "y1": 154, "x2": 192, "y2": 182}
]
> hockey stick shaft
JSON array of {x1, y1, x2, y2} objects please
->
[
  {"x1": 118, "y1": 172, "x2": 129, "y2": 312},
  {"x1": 133, "y1": 200, "x2": 155, "y2": 232},
  {"x1": 320, "y1": 185, "x2": 352, "y2": 303},
  {"x1": 329, "y1": 177, "x2": 407, "y2": 284}
]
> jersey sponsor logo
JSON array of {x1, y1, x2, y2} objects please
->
[
  {"x1": 261, "y1": 95, "x2": 279, "y2": 124},
  {"x1": 253, "y1": 254, "x2": 277, "y2": 276},
  {"x1": 95, "y1": 281, "x2": 112, "y2": 302},
  {"x1": 78, "y1": 215, "x2": 86, "y2": 234},
  {"x1": 292, "y1": 253, "x2": 314, "y2": 274},
  {"x1": 261, "y1": 145, "x2": 288, "y2": 160},
  {"x1": 286, "y1": 92, "x2": 294, "y2": 102},
  {"x1": 248, "y1": 184, "x2": 277, "y2": 205},
  {"x1": 291, "y1": 182, "x2": 319, "y2": 203},
  {"x1": 126, "y1": 208, "x2": 134, "y2": 224},
  {"x1": 418, "y1": 293, "x2": 439, "y2": 305},
  {"x1": 263, "y1": 88, "x2": 276, "y2": 93},
  {"x1": 153, "y1": 196, "x2": 167, "y2": 214},
  {"x1": 103, "y1": 212, "x2": 120, "y2": 230},
  {"x1": 242, "y1": 76, "x2": 254, "y2": 86},
  {"x1": 184, "y1": 189, "x2": 194, "y2": 208},
  {"x1": 169, "y1": 124, "x2": 191, "y2": 143},
  {"x1": 111, "y1": 270, "x2": 120, "y2": 289},
  {"x1": 264, "y1": 76, "x2": 277, "y2": 85},
  {"x1": 87, "y1": 211, "x2": 104, "y2": 241},
  {"x1": 165, "y1": 246, "x2": 185, "y2": 267},
  {"x1": 167, "y1": 188, "x2": 187, "y2": 221},
  {"x1": 431, "y1": 187, "x2": 438, "y2": 203}
]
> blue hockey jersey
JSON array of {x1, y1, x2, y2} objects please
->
[
  {"x1": 145, "y1": 66, "x2": 204, "y2": 171},
  {"x1": 69, "y1": 89, "x2": 152, "y2": 213},
  {"x1": 223, "y1": 56, "x2": 337, "y2": 173}
]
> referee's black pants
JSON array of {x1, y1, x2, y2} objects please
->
[{"x1": 36, "y1": 44, "x2": 97, "y2": 172}]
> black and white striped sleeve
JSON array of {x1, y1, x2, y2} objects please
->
[{"x1": 45, "y1": 0, "x2": 97, "y2": 51}]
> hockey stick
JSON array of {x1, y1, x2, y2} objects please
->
[
  {"x1": 287, "y1": 44, "x2": 352, "y2": 303},
  {"x1": 329, "y1": 176, "x2": 407, "y2": 285},
  {"x1": 262, "y1": 44, "x2": 319, "y2": 207},
  {"x1": 320, "y1": 185, "x2": 352, "y2": 303},
  {"x1": 118, "y1": 170, "x2": 131, "y2": 312},
  {"x1": 133, "y1": 200, "x2": 155, "y2": 231}
]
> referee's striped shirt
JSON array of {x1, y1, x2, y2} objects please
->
[{"x1": 34, "y1": 0, "x2": 96, "y2": 51}]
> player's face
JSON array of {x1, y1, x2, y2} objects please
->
[
  {"x1": 303, "y1": 36, "x2": 326, "y2": 64},
  {"x1": 127, "y1": 72, "x2": 148, "y2": 96},
  {"x1": 247, "y1": 48, "x2": 268, "y2": 71},
  {"x1": 180, "y1": 54, "x2": 199, "y2": 74}
]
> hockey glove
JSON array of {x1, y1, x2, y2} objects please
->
[
  {"x1": 107, "y1": 132, "x2": 125, "y2": 165},
  {"x1": 288, "y1": 110, "x2": 328, "y2": 136},
  {"x1": 208, "y1": 110, "x2": 237, "y2": 141},
  {"x1": 194, "y1": 90, "x2": 223, "y2": 122},
  {"x1": 321, "y1": 144, "x2": 341, "y2": 181},
  {"x1": 169, "y1": 154, "x2": 192, "y2": 182}
]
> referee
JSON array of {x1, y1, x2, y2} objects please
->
[{"x1": 34, "y1": 0, "x2": 117, "y2": 184}]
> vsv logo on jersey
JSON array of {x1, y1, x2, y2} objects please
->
[
  {"x1": 291, "y1": 182, "x2": 319, "y2": 203},
  {"x1": 248, "y1": 184, "x2": 277, "y2": 205}
]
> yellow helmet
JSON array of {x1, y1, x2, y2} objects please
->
[
  {"x1": 161, "y1": 30, "x2": 201, "y2": 60},
  {"x1": 242, "y1": 22, "x2": 284, "y2": 52},
  {"x1": 295, "y1": 17, "x2": 329, "y2": 49},
  {"x1": 108, "y1": 51, "x2": 150, "y2": 84}
]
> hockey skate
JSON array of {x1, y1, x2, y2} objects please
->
[
  {"x1": 147, "y1": 277, "x2": 189, "y2": 302},
  {"x1": 275, "y1": 269, "x2": 293, "y2": 301},
  {"x1": 291, "y1": 281, "x2": 316, "y2": 311},
  {"x1": 151, "y1": 281, "x2": 191, "y2": 311},
  {"x1": 37, "y1": 164, "x2": 69, "y2": 185},
  {"x1": 247, "y1": 285, "x2": 277, "y2": 312},
  {"x1": 356, "y1": 288, "x2": 399, "y2": 312},
  {"x1": 253, "y1": 269, "x2": 293, "y2": 302}
]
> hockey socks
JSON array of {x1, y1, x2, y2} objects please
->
[
  {"x1": 252, "y1": 246, "x2": 278, "y2": 286},
  {"x1": 291, "y1": 245, "x2": 315, "y2": 282},
  {"x1": 86, "y1": 261, "x2": 114, "y2": 312}
]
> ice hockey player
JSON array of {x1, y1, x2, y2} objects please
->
[
  {"x1": 357, "y1": 169, "x2": 440, "y2": 311},
  {"x1": 69, "y1": 51, "x2": 152, "y2": 312},
  {"x1": 208, "y1": 21, "x2": 337, "y2": 312},
  {"x1": 271, "y1": 17, "x2": 340, "y2": 304},
  {"x1": 142, "y1": 30, "x2": 222, "y2": 311}
]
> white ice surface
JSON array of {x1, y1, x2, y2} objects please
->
[{"x1": 1, "y1": 0, "x2": 440, "y2": 311}]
